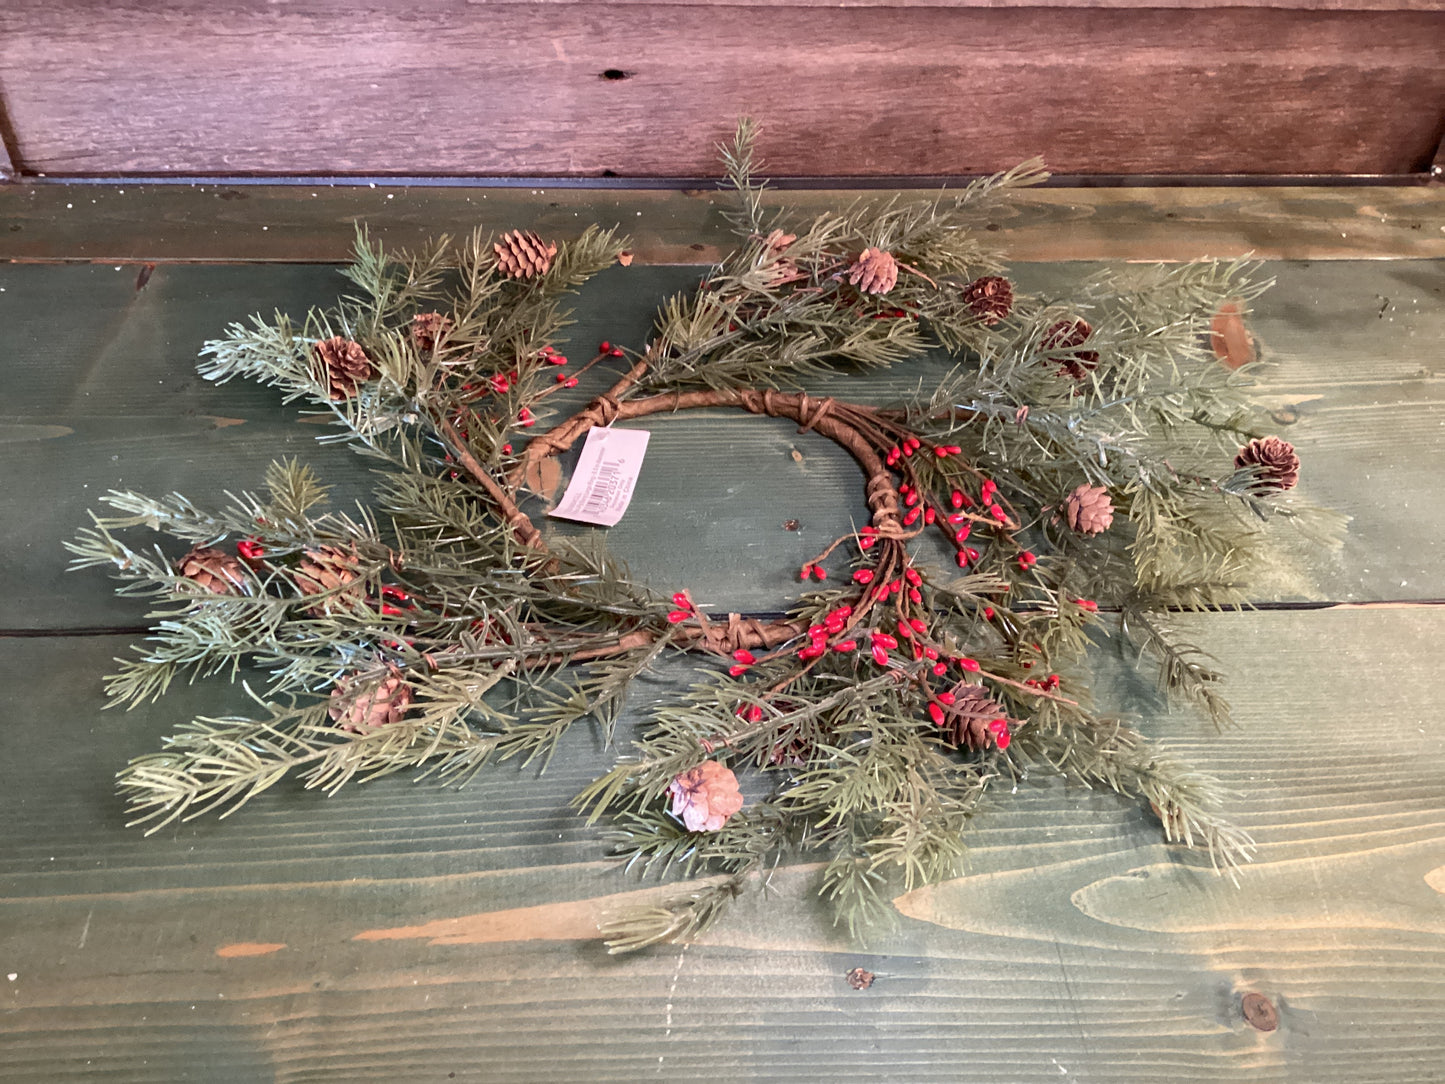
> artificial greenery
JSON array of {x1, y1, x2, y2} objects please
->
[{"x1": 69, "y1": 123, "x2": 1336, "y2": 950}]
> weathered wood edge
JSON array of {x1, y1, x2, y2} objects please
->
[{"x1": 3, "y1": 184, "x2": 1442, "y2": 263}]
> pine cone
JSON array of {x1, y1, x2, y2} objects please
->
[
  {"x1": 1234, "y1": 436, "x2": 1300, "y2": 490},
  {"x1": 410, "y1": 311, "x2": 454, "y2": 352},
  {"x1": 314, "y1": 336, "x2": 376, "y2": 401},
  {"x1": 1043, "y1": 318, "x2": 1099, "y2": 380},
  {"x1": 763, "y1": 229, "x2": 797, "y2": 251},
  {"x1": 937, "y1": 684, "x2": 1012, "y2": 751},
  {"x1": 764, "y1": 258, "x2": 803, "y2": 288},
  {"x1": 494, "y1": 229, "x2": 557, "y2": 279},
  {"x1": 667, "y1": 760, "x2": 744, "y2": 832},
  {"x1": 847, "y1": 247, "x2": 899, "y2": 295},
  {"x1": 328, "y1": 672, "x2": 413, "y2": 732},
  {"x1": 962, "y1": 276, "x2": 1013, "y2": 325},
  {"x1": 175, "y1": 544, "x2": 249, "y2": 595},
  {"x1": 1062, "y1": 483, "x2": 1114, "y2": 536},
  {"x1": 294, "y1": 545, "x2": 366, "y2": 615}
]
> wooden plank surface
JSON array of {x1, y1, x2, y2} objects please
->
[
  {"x1": 2, "y1": 608, "x2": 1443, "y2": 1081},
  {"x1": 1, "y1": 3, "x2": 1442, "y2": 177},
  {"x1": 2, "y1": 190, "x2": 1443, "y2": 1081},
  {"x1": 5, "y1": 257, "x2": 1443, "y2": 631},
  {"x1": 4, "y1": 184, "x2": 1443, "y2": 266}
]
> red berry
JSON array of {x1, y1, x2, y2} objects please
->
[
  {"x1": 672, "y1": 591, "x2": 691, "y2": 608},
  {"x1": 897, "y1": 619, "x2": 914, "y2": 640},
  {"x1": 667, "y1": 610, "x2": 690, "y2": 624},
  {"x1": 729, "y1": 664, "x2": 749, "y2": 677},
  {"x1": 905, "y1": 568, "x2": 922, "y2": 587},
  {"x1": 813, "y1": 566, "x2": 828, "y2": 581},
  {"x1": 501, "y1": 444, "x2": 512, "y2": 454},
  {"x1": 923, "y1": 646, "x2": 938, "y2": 660},
  {"x1": 937, "y1": 691, "x2": 956, "y2": 706},
  {"x1": 951, "y1": 490, "x2": 964, "y2": 509},
  {"x1": 800, "y1": 565, "x2": 813, "y2": 582},
  {"x1": 954, "y1": 524, "x2": 971, "y2": 543},
  {"x1": 609, "y1": 347, "x2": 626, "y2": 357},
  {"x1": 380, "y1": 603, "x2": 405, "y2": 616},
  {"x1": 832, "y1": 640, "x2": 857, "y2": 653},
  {"x1": 934, "y1": 446, "x2": 949, "y2": 458},
  {"x1": 871, "y1": 644, "x2": 890, "y2": 667},
  {"x1": 932, "y1": 662, "x2": 948, "y2": 676},
  {"x1": 733, "y1": 649, "x2": 755, "y2": 664},
  {"x1": 871, "y1": 632, "x2": 898, "y2": 650},
  {"x1": 928, "y1": 702, "x2": 945, "y2": 726},
  {"x1": 909, "y1": 617, "x2": 928, "y2": 634},
  {"x1": 236, "y1": 538, "x2": 265, "y2": 561},
  {"x1": 599, "y1": 341, "x2": 612, "y2": 352},
  {"x1": 748, "y1": 705, "x2": 765, "y2": 723},
  {"x1": 908, "y1": 587, "x2": 922, "y2": 604},
  {"x1": 853, "y1": 569, "x2": 875, "y2": 585},
  {"x1": 960, "y1": 658, "x2": 980, "y2": 672},
  {"x1": 924, "y1": 507, "x2": 936, "y2": 524},
  {"x1": 956, "y1": 551, "x2": 970, "y2": 567}
]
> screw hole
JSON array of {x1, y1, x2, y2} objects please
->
[{"x1": 600, "y1": 69, "x2": 630, "y2": 81}]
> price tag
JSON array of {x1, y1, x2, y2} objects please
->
[{"x1": 548, "y1": 426, "x2": 651, "y2": 527}]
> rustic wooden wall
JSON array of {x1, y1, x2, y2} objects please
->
[{"x1": 0, "y1": 0, "x2": 1442, "y2": 179}]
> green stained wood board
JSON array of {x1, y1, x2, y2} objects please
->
[
  {"x1": 2, "y1": 608, "x2": 1443, "y2": 1081},
  {"x1": 3, "y1": 184, "x2": 1444, "y2": 265},
  {"x1": 2, "y1": 258, "x2": 1442, "y2": 631}
]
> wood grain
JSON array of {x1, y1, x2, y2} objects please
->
[
  {"x1": 3, "y1": 184, "x2": 1442, "y2": 266},
  {"x1": 2, "y1": 609, "x2": 1442, "y2": 1081},
  {"x1": 4, "y1": 257, "x2": 1441, "y2": 632},
  {"x1": 1, "y1": 3, "x2": 1442, "y2": 177}
]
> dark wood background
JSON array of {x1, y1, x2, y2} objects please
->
[{"x1": 0, "y1": 0, "x2": 1442, "y2": 179}]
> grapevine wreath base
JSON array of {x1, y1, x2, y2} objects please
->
[{"x1": 69, "y1": 126, "x2": 1337, "y2": 950}]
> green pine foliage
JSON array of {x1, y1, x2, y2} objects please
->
[{"x1": 68, "y1": 122, "x2": 1337, "y2": 951}]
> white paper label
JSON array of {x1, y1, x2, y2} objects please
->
[{"x1": 548, "y1": 426, "x2": 651, "y2": 527}]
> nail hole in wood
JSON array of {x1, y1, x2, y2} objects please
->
[{"x1": 600, "y1": 69, "x2": 630, "y2": 81}]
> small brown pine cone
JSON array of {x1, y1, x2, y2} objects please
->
[
  {"x1": 1234, "y1": 436, "x2": 1300, "y2": 491},
  {"x1": 937, "y1": 684, "x2": 1012, "y2": 752},
  {"x1": 494, "y1": 229, "x2": 558, "y2": 279},
  {"x1": 328, "y1": 672, "x2": 413, "y2": 732},
  {"x1": 962, "y1": 276, "x2": 1014, "y2": 325},
  {"x1": 667, "y1": 760, "x2": 744, "y2": 832},
  {"x1": 410, "y1": 311, "x2": 454, "y2": 353},
  {"x1": 1043, "y1": 318, "x2": 1099, "y2": 380},
  {"x1": 764, "y1": 257, "x2": 803, "y2": 288},
  {"x1": 763, "y1": 229, "x2": 797, "y2": 251},
  {"x1": 314, "y1": 336, "x2": 376, "y2": 401},
  {"x1": 1062, "y1": 483, "x2": 1115, "y2": 536},
  {"x1": 847, "y1": 247, "x2": 899, "y2": 295},
  {"x1": 175, "y1": 544, "x2": 249, "y2": 595},
  {"x1": 294, "y1": 544, "x2": 366, "y2": 615}
]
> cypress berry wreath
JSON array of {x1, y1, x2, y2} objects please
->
[{"x1": 68, "y1": 124, "x2": 1335, "y2": 950}]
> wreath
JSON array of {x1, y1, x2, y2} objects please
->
[{"x1": 69, "y1": 124, "x2": 1335, "y2": 950}]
